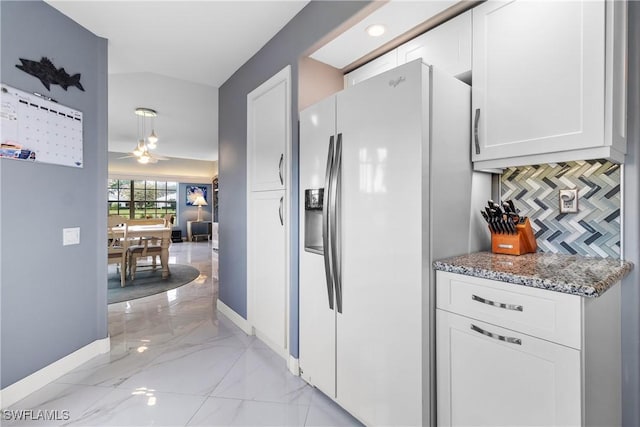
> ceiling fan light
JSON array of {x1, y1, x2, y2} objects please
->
[
  {"x1": 133, "y1": 139, "x2": 145, "y2": 156},
  {"x1": 148, "y1": 129, "x2": 158, "y2": 145},
  {"x1": 134, "y1": 107, "x2": 162, "y2": 163}
]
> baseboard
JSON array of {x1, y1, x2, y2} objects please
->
[
  {"x1": 0, "y1": 337, "x2": 110, "y2": 409},
  {"x1": 287, "y1": 355, "x2": 300, "y2": 376},
  {"x1": 216, "y1": 299, "x2": 253, "y2": 336},
  {"x1": 254, "y1": 329, "x2": 289, "y2": 360}
]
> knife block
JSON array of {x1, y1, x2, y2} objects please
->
[{"x1": 490, "y1": 218, "x2": 537, "y2": 256}]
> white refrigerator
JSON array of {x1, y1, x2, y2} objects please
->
[{"x1": 299, "y1": 60, "x2": 490, "y2": 426}]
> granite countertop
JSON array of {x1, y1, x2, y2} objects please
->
[{"x1": 433, "y1": 252, "x2": 633, "y2": 297}]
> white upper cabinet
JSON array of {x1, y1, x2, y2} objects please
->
[
  {"x1": 472, "y1": 0, "x2": 627, "y2": 170},
  {"x1": 344, "y1": 12, "x2": 472, "y2": 88},
  {"x1": 397, "y1": 11, "x2": 472, "y2": 80},
  {"x1": 247, "y1": 66, "x2": 291, "y2": 191}
]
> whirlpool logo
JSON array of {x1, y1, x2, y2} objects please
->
[{"x1": 388, "y1": 76, "x2": 406, "y2": 87}]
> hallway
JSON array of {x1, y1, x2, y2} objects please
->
[{"x1": 5, "y1": 242, "x2": 360, "y2": 426}]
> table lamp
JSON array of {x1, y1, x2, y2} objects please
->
[{"x1": 194, "y1": 195, "x2": 208, "y2": 221}]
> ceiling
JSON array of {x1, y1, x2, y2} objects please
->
[
  {"x1": 45, "y1": 1, "x2": 465, "y2": 164},
  {"x1": 310, "y1": 0, "x2": 457, "y2": 70},
  {"x1": 45, "y1": 0, "x2": 310, "y2": 162}
]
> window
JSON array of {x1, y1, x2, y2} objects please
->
[{"x1": 109, "y1": 179, "x2": 177, "y2": 219}]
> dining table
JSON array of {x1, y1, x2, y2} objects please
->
[{"x1": 113, "y1": 224, "x2": 172, "y2": 279}]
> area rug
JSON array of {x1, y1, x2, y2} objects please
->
[{"x1": 108, "y1": 264, "x2": 200, "y2": 304}]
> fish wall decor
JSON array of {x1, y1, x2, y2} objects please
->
[{"x1": 15, "y1": 57, "x2": 84, "y2": 92}]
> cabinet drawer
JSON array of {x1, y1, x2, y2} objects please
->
[{"x1": 436, "y1": 271, "x2": 581, "y2": 349}]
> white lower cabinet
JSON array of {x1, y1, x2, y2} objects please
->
[
  {"x1": 247, "y1": 190, "x2": 286, "y2": 354},
  {"x1": 437, "y1": 310, "x2": 581, "y2": 426},
  {"x1": 436, "y1": 271, "x2": 621, "y2": 427}
]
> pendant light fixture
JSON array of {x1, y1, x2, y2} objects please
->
[
  {"x1": 132, "y1": 107, "x2": 160, "y2": 164},
  {"x1": 147, "y1": 114, "x2": 158, "y2": 149}
]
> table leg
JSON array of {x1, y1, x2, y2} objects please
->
[{"x1": 161, "y1": 237, "x2": 170, "y2": 279}]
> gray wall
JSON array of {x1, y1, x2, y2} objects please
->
[
  {"x1": 0, "y1": 1, "x2": 108, "y2": 389},
  {"x1": 177, "y1": 183, "x2": 213, "y2": 237},
  {"x1": 622, "y1": 2, "x2": 640, "y2": 425},
  {"x1": 218, "y1": 1, "x2": 370, "y2": 358}
]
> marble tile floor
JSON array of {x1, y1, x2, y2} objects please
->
[{"x1": 5, "y1": 242, "x2": 361, "y2": 427}]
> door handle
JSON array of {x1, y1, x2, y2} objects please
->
[
  {"x1": 472, "y1": 294, "x2": 523, "y2": 312},
  {"x1": 471, "y1": 324, "x2": 521, "y2": 345},
  {"x1": 323, "y1": 136, "x2": 335, "y2": 310},
  {"x1": 278, "y1": 153, "x2": 284, "y2": 185},
  {"x1": 278, "y1": 196, "x2": 284, "y2": 226},
  {"x1": 474, "y1": 108, "x2": 481, "y2": 155},
  {"x1": 332, "y1": 133, "x2": 343, "y2": 313}
]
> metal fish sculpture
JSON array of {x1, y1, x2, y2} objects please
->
[{"x1": 15, "y1": 57, "x2": 84, "y2": 92}]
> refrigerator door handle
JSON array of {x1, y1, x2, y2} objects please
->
[
  {"x1": 332, "y1": 133, "x2": 343, "y2": 313},
  {"x1": 323, "y1": 136, "x2": 335, "y2": 310}
]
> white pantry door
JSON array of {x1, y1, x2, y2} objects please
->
[
  {"x1": 247, "y1": 66, "x2": 291, "y2": 357},
  {"x1": 248, "y1": 190, "x2": 286, "y2": 353}
]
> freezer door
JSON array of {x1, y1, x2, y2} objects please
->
[
  {"x1": 335, "y1": 60, "x2": 426, "y2": 426},
  {"x1": 299, "y1": 96, "x2": 337, "y2": 397}
]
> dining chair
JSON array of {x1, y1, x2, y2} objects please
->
[
  {"x1": 107, "y1": 215, "x2": 128, "y2": 287},
  {"x1": 128, "y1": 235, "x2": 168, "y2": 280}
]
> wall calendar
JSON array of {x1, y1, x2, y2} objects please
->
[{"x1": 0, "y1": 83, "x2": 83, "y2": 168}]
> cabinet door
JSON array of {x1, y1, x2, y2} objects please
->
[
  {"x1": 248, "y1": 190, "x2": 286, "y2": 352},
  {"x1": 472, "y1": 0, "x2": 605, "y2": 162},
  {"x1": 343, "y1": 50, "x2": 398, "y2": 88},
  {"x1": 436, "y1": 310, "x2": 581, "y2": 427},
  {"x1": 247, "y1": 67, "x2": 290, "y2": 191},
  {"x1": 397, "y1": 10, "x2": 471, "y2": 79}
]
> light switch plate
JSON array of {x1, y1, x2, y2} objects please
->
[
  {"x1": 63, "y1": 227, "x2": 80, "y2": 246},
  {"x1": 559, "y1": 189, "x2": 579, "y2": 213}
]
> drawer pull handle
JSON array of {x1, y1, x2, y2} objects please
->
[
  {"x1": 474, "y1": 108, "x2": 481, "y2": 155},
  {"x1": 472, "y1": 294, "x2": 523, "y2": 312},
  {"x1": 471, "y1": 324, "x2": 522, "y2": 345}
]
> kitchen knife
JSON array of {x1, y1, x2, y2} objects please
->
[
  {"x1": 502, "y1": 201, "x2": 512, "y2": 214},
  {"x1": 481, "y1": 210, "x2": 493, "y2": 233}
]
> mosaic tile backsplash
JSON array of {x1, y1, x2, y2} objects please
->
[{"x1": 501, "y1": 160, "x2": 620, "y2": 259}]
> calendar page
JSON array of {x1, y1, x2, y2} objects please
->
[{"x1": 1, "y1": 83, "x2": 83, "y2": 168}]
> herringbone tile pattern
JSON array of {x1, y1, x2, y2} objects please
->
[{"x1": 501, "y1": 160, "x2": 620, "y2": 258}]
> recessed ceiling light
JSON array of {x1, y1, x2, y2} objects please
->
[{"x1": 366, "y1": 24, "x2": 386, "y2": 37}]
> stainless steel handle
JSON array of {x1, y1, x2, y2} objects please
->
[
  {"x1": 474, "y1": 108, "x2": 480, "y2": 155},
  {"x1": 332, "y1": 133, "x2": 343, "y2": 313},
  {"x1": 472, "y1": 294, "x2": 523, "y2": 312},
  {"x1": 471, "y1": 324, "x2": 522, "y2": 345},
  {"x1": 278, "y1": 153, "x2": 284, "y2": 185},
  {"x1": 278, "y1": 196, "x2": 284, "y2": 226},
  {"x1": 322, "y1": 136, "x2": 335, "y2": 310}
]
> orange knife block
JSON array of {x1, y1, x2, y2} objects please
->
[{"x1": 490, "y1": 218, "x2": 537, "y2": 256}]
